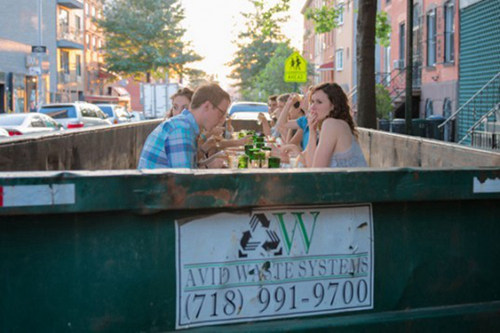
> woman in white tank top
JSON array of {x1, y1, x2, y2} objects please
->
[{"x1": 303, "y1": 83, "x2": 367, "y2": 168}]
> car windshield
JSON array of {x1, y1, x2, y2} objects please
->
[
  {"x1": 98, "y1": 105, "x2": 114, "y2": 117},
  {"x1": 39, "y1": 106, "x2": 77, "y2": 119},
  {"x1": 0, "y1": 115, "x2": 27, "y2": 126},
  {"x1": 116, "y1": 108, "x2": 129, "y2": 117},
  {"x1": 229, "y1": 103, "x2": 268, "y2": 115}
]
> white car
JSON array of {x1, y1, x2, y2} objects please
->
[
  {"x1": 38, "y1": 102, "x2": 112, "y2": 129},
  {"x1": 95, "y1": 104, "x2": 132, "y2": 124},
  {"x1": 0, "y1": 127, "x2": 9, "y2": 137},
  {"x1": 130, "y1": 111, "x2": 146, "y2": 122},
  {"x1": 228, "y1": 102, "x2": 271, "y2": 121},
  {"x1": 0, "y1": 113, "x2": 64, "y2": 136}
]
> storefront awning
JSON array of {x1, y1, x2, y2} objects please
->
[{"x1": 318, "y1": 61, "x2": 335, "y2": 71}]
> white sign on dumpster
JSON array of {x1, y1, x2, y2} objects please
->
[{"x1": 175, "y1": 204, "x2": 374, "y2": 329}]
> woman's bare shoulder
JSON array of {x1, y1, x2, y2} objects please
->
[{"x1": 323, "y1": 118, "x2": 349, "y2": 130}]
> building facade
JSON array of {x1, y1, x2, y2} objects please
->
[
  {"x1": 84, "y1": 0, "x2": 108, "y2": 96},
  {"x1": 457, "y1": 0, "x2": 500, "y2": 143},
  {"x1": 0, "y1": 0, "x2": 114, "y2": 112},
  {"x1": 379, "y1": 0, "x2": 459, "y2": 125},
  {"x1": 301, "y1": 0, "x2": 357, "y2": 94}
]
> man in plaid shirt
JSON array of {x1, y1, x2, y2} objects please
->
[{"x1": 138, "y1": 83, "x2": 230, "y2": 169}]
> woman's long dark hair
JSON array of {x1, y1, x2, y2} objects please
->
[{"x1": 312, "y1": 82, "x2": 358, "y2": 137}]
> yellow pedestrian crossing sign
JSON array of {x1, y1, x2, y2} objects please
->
[{"x1": 284, "y1": 52, "x2": 307, "y2": 83}]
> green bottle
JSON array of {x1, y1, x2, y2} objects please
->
[
  {"x1": 268, "y1": 156, "x2": 281, "y2": 168},
  {"x1": 238, "y1": 155, "x2": 249, "y2": 168}
]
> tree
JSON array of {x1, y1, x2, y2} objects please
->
[
  {"x1": 356, "y1": 0, "x2": 377, "y2": 129},
  {"x1": 186, "y1": 69, "x2": 218, "y2": 90},
  {"x1": 251, "y1": 43, "x2": 314, "y2": 101},
  {"x1": 97, "y1": 0, "x2": 201, "y2": 82},
  {"x1": 228, "y1": 0, "x2": 291, "y2": 98}
]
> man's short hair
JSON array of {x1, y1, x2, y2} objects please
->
[
  {"x1": 190, "y1": 83, "x2": 230, "y2": 110},
  {"x1": 278, "y1": 93, "x2": 290, "y2": 103},
  {"x1": 268, "y1": 95, "x2": 278, "y2": 102}
]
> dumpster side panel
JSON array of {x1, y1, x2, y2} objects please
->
[{"x1": 1, "y1": 185, "x2": 500, "y2": 331}]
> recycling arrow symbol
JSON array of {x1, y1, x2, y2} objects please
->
[{"x1": 239, "y1": 213, "x2": 282, "y2": 258}]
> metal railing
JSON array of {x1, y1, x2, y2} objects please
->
[
  {"x1": 350, "y1": 65, "x2": 422, "y2": 113},
  {"x1": 460, "y1": 103, "x2": 500, "y2": 151},
  {"x1": 57, "y1": 24, "x2": 83, "y2": 44},
  {"x1": 439, "y1": 72, "x2": 500, "y2": 145},
  {"x1": 471, "y1": 131, "x2": 500, "y2": 151}
]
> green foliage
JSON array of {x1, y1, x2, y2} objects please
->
[
  {"x1": 228, "y1": 0, "x2": 290, "y2": 93},
  {"x1": 186, "y1": 69, "x2": 218, "y2": 90},
  {"x1": 306, "y1": 5, "x2": 391, "y2": 48},
  {"x1": 305, "y1": 5, "x2": 342, "y2": 34},
  {"x1": 376, "y1": 11, "x2": 391, "y2": 48},
  {"x1": 247, "y1": 43, "x2": 296, "y2": 101},
  {"x1": 96, "y1": 0, "x2": 201, "y2": 82},
  {"x1": 375, "y1": 84, "x2": 392, "y2": 119}
]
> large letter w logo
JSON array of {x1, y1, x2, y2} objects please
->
[{"x1": 274, "y1": 212, "x2": 320, "y2": 255}]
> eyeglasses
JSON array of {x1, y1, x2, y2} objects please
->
[{"x1": 213, "y1": 103, "x2": 227, "y2": 118}]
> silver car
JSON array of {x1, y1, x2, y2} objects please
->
[
  {"x1": 96, "y1": 104, "x2": 132, "y2": 124},
  {"x1": 0, "y1": 113, "x2": 64, "y2": 136},
  {"x1": 38, "y1": 102, "x2": 112, "y2": 129}
]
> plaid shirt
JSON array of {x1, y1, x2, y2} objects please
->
[{"x1": 138, "y1": 109, "x2": 200, "y2": 169}]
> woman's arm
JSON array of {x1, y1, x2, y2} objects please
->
[
  {"x1": 276, "y1": 96, "x2": 300, "y2": 135},
  {"x1": 258, "y1": 113, "x2": 272, "y2": 136},
  {"x1": 311, "y1": 119, "x2": 338, "y2": 168}
]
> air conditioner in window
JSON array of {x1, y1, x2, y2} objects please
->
[{"x1": 393, "y1": 59, "x2": 405, "y2": 70}]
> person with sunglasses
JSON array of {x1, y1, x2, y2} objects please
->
[{"x1": 138, "y1": 83, "x2": 230, "y2": 169}]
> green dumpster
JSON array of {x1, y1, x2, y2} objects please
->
[
  {"x1": 390, "y1": 118, "x2": 406, "y2": 134},
  {"x1": 1, "y1": 168, "x2": 500, "y2": 331},
  {"x1": 427, "y1": 115, "x2": 446, "y2": 140},
  {"x1": 378, "y1": 119, "x2": 390, "y2": 132},
  {"x1": 411, "y1": 119, "x2": 428, "y2": 138}
]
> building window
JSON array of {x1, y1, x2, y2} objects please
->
[
  {"x1": 336, "y1": 49, "x2": 343, "y2": 70},
  {"x1": 399, "y1": 23, "x2": 405, "y2": 66},
  {"x1": 60, "y1": 51, "x2": 70, "y2": 74},
  {"x1": 444, "y1": 1, "x2": 455, "y2": 63},
  {"x1": 86, "y1": 34, "x2": 89, "y2": 45},
  {"x1": 75, "y1": 15, "x2": 82, "y2": 32},
  {"x1": 413, "y1": 4, "x2": 420, "y2": 28},
  {"x1": 91, "y1": 6, "x2": 96, "y2": 17},
  {"x1": 85, "y1": 3, "x2": 89, "y2": 15},
  {"x1": 92, "y1": 36, "x2": 96, "y2": 48},
  {"x1": 337, "y1": 4, "x2": 344, "y2": 25},
  {"x1": 76, "y1": 55, "x2": 82, "y2": 77},
  {"x1": 59, "y1": 9, "x2": 69, "y2": 33},
  {"x1": 427, "y1": 9, "x2": 436, "y2": 66},
  {"x1": 425, "y1": 99, "x2": 434, "y2": 117}
]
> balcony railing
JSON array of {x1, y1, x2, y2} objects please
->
[
  {"x1": 58, "y1": 70, "x2": 82, "y2": 84},
  {"x1": 57, "y1": 24, "x2": 83, "y2": 45}
]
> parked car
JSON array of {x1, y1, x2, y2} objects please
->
[
  {"x1": 38, "y1": 102, "x2": 112, "y2": 129},
  {"x1": 95, "y1": 104, "x2": 132, "y2": 124},
  {"x1": 228, "y1": 102, "x2": 271, "y2": 121},
  {"x1": 130, "y1": 111, "x2": 146, "y2": 122},
  {"x1": 0, "y1": 113, "x2": 64, "y2": 136},
  {"x1": 0, "y1": 127, "x2": 9, "y2": 137}
]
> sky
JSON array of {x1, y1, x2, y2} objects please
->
[{"x1": 180, "y1": 0, "x2": 305, "y2": 90}]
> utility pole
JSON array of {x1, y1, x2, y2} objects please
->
[
  {"x1": 405, "y1": 0, "x2": 414, "y2": 134},
  {"x1": 37, "y1": 0, "x2": 43, "y2": 107}
]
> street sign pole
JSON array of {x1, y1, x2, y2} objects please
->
[{"x1": 37, "y1": 0, "x2": 43, "y2": 107}]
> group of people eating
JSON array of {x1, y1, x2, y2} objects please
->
[{"x1": 138, "y1": 82, "x2": 367, "y2": 170}]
